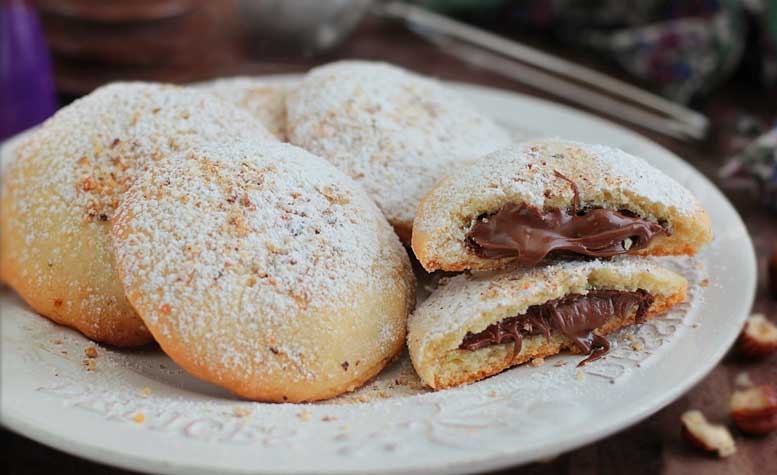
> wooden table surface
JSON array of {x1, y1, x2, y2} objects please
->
[{"x1": 4, "y1": 10, "x2": 777, "y2": 475}]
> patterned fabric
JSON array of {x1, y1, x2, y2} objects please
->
[
  {"x1": 721, "y1": 125, "x2": 777, "y2": 210},
  {"x1": 422, "y1": 0, "x2": 776, "y2": 102}
]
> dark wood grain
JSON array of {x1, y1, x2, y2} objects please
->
[{"x1": 4, "y1": 10, "x2": 777, "y2": 475}]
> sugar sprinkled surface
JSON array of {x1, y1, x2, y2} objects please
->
[
  {"x1": 1, "y1": 82, "x2": 273, "y2": 338},
  {"x1": 286, "y1": 60, "x2": 512, "y2": 229},
  {"x1": 410, "y1": 257, "x2": 687, "y2": 351},
  {"x1": 112, "y1": 139, "x2": 413, "y2": 389},
  {"x1": 195, "y1": 77, "x2": 293, "y2": 140},
  {"x1": 413, "y1": 138, "x2": 707, "y2": 263},
  {"x1": 416, "y1": 139, "x2": 701, "y2": 232}
]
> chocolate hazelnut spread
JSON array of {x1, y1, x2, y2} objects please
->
[
  {"x1": 459, "y1": 289, "x2": 654, "y2": 366},
  {"x1": 466, "y1": 204, "x2": 666, "y2": 265},
  {"x1": 466, "y1": 172, "x2": 666, "y2": 266}
]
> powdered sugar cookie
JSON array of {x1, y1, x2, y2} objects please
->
[
  {"x1": 287, "y1": 61, "x2": 511, "y2": 241},
  {"x1": 112, "y1": 140, "x2": 415, "y2": 402},
  {"x1": 0, "y1": 82, "x2": 273, "y2": 346},
  {"x1": 412, "y1": 139, "x2": 713, "y2": 272},
  {"x1": 197, "y1": 77, "x2": 291, "y2": 140},
  {"x1": 408, "y1": 258, "x2": 687, "y2": 389}
]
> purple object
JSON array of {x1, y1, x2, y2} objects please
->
[{"x1": 0, "y1": 0, "x2": 56, "y2": 141}]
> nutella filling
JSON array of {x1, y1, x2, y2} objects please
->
[
  {"x1": 466, "y1": 173, "x2": 667, "y2": 266},
  {"x1": 459, "y1": 289, "x2": 654, "y2": 366}
]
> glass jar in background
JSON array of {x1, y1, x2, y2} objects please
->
[{"x1": 236, "y1": 0, "x2": 372, "y2": 57}]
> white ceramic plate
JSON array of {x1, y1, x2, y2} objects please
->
[{"x1": 1, "y1": 80, "x2": 756, "y2": 475}]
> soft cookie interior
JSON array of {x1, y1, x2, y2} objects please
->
[
  {"x1": 432, "y1": 287, "x2": 685, "y2": 389},
  {"x1": 412, "y1": 140, "x2": 713, "y2": 272},
  {"x1": 408, "y1": 260, "x2": 688, "y2": 390}
]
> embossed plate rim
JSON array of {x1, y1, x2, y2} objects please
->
[{"x1": 1, "y1": 78, "x2": 756, "y2": 475}]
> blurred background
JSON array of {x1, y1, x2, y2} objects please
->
[
  {"x1": 2, "y1": 1, "x2": 776, "y2": 474},
  {"x1": 3, "y1": 0, "x2": 776, "y2": 210}
]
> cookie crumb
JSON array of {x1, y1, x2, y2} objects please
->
[
  {"x1": 488, "y1": 390, "x2": 498, "y2": 398},
  {"x1": 321, "y1": 415, "x2": 338, "y2": 422},
  {"x1": 233, "y1": 406, "x2": 253, "y2": 418},
  {"x1": 133, "y1": 413, "x2": 145, "y2": 424},
  {"x1": 84, "y1": 346, "x2": 98, "y2": 358},
  {"x1": 530, "y1": 357, "x2": 545, "y2": 367},
  {"x1": 297, "y1": 410, "x2": 311, "y2": 422},
  {"x1": 553, "y1": 360, "x2": 567, "y2": 367},
  {"x1": 575, "y1": 370, "x2": 585, "y2": 381},
  {"x1": 82, "y1": 359, "x2": 96, "y2": 371},
  {"x1": 140, "y1": 387, "x2": 151, "y2": 398},
  {"x1": 631, "y1": 341, "x2": 644, "y2": 351}
]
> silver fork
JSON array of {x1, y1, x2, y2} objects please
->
[{"x1": 375, "y1": 2, "x2": 709, "y2": 142}]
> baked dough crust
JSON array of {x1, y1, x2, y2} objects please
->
[
  {"x1": 412, "y1": 139, "x2": 713, "y2": 272},
  {"x1": 112, "y1": 140, "x2": 415, "y2": 402},
  {"x1": 407, "y1": 258, "x2": 688, "y2": 389},
  {"x1": 287, "y1": 60, "x2": 511, "y2": 242},
  {"x1": 196, "y1": 77, "x2": 291, "y2": 141},
  {"x1": 0, "y1": 82, "x2": 273, "y2": 346}
]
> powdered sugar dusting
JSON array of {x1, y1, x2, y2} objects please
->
[
  {"x1": 286, "y1": 60, "x2": 511, "y2": 229},
  {"x1": 413, "y1": 139, "x2": 707, "y2": 264},
  {"x1": 112, "y1": 140, "x2": 414, "y2": 393},
  {"x1": 576, "y1": 141, "x2": 699, "y2": 211},
  {"x1": 409, "y1": 257, "x2": 686, "y2": 351},
  {"x1": 1, "y1": 82, "x2": 273, "y2": 340},
  {"x1": 195, "y1": 77, "x2": 293, "y2": 140}
]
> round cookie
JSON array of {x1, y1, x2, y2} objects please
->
[
  {"x1": 287, "y1": 60, "x2": 511, "y2": 242},
  {"x1": 0, "y1": 82, "x2": 273, "y2": 347},
  {"x1": 412, "y1": 139, "x2": 713, "y2": 272},
  {"x1": 196, "y1": 77, "x2": 292, "y2": 140},
  {"x1": 112, "y1": 140, "x2": 416, "y2": 402}
]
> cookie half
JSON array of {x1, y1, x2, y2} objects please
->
[
  {"x1": 408, "y1": 259, "x2": 688, "y2": 389},
  {"x1": 112, "y1": 140, "x2": 415, "y2": 402},
  {"x1": 0, "y1": 82, "x2": 272, "y2": 346},
  {"x1": 196, "y1": 77, "x2": 291, "y2": 140},
  {"x1": 412, "y1": 139, "x2": 713, "y2": 272},
  {"x1": 287, "y1": 60, "x2": 511, "y2": 241}
]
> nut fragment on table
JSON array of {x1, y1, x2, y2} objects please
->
[
  {"x1": 737, "y1": 314, "x2": 777, "y2": 358},
  {"x1": 730, "y1": 384, "x2": 777, "y2": 435},
  {"x1": 680, "y1": 410, "x2": 737, "y2": 458},
  {"x1": 735, "y1": 372, "x2": 754, "y2": 388},
  {"x1": 84, "y1": 345, "x2": 98, "y2": 358}
]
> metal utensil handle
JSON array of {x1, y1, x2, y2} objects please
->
[
  {"x1": 428, "y1": 34, "x2": 704, "y2": 141},
  {"x1": 377, "y1": 2, "x2": 708, "y2": 141}
]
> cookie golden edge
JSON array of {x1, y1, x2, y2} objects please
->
[
  {"x1": 407, "y1": 260, "x2": 688, "y2": 390},
  {"x1": 411, "y1": 140, "x2": 713, "y2": 272},
  {"x1": 118, "y1": 258, "x2": 415, "y2": 402},
  {"x1": 0, "y1": 135, "x2": 152, "y2": 347},
  {"x1": 0, "y1": 255, "x2": 152, "y2": 347}
]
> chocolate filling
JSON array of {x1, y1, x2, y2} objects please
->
[
  {"x1": 466, "y1": 173, "x2": 667, "y2": 266},
  {"x1": 458, "y1": 289, "x2": 654, "y2": 366}
]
